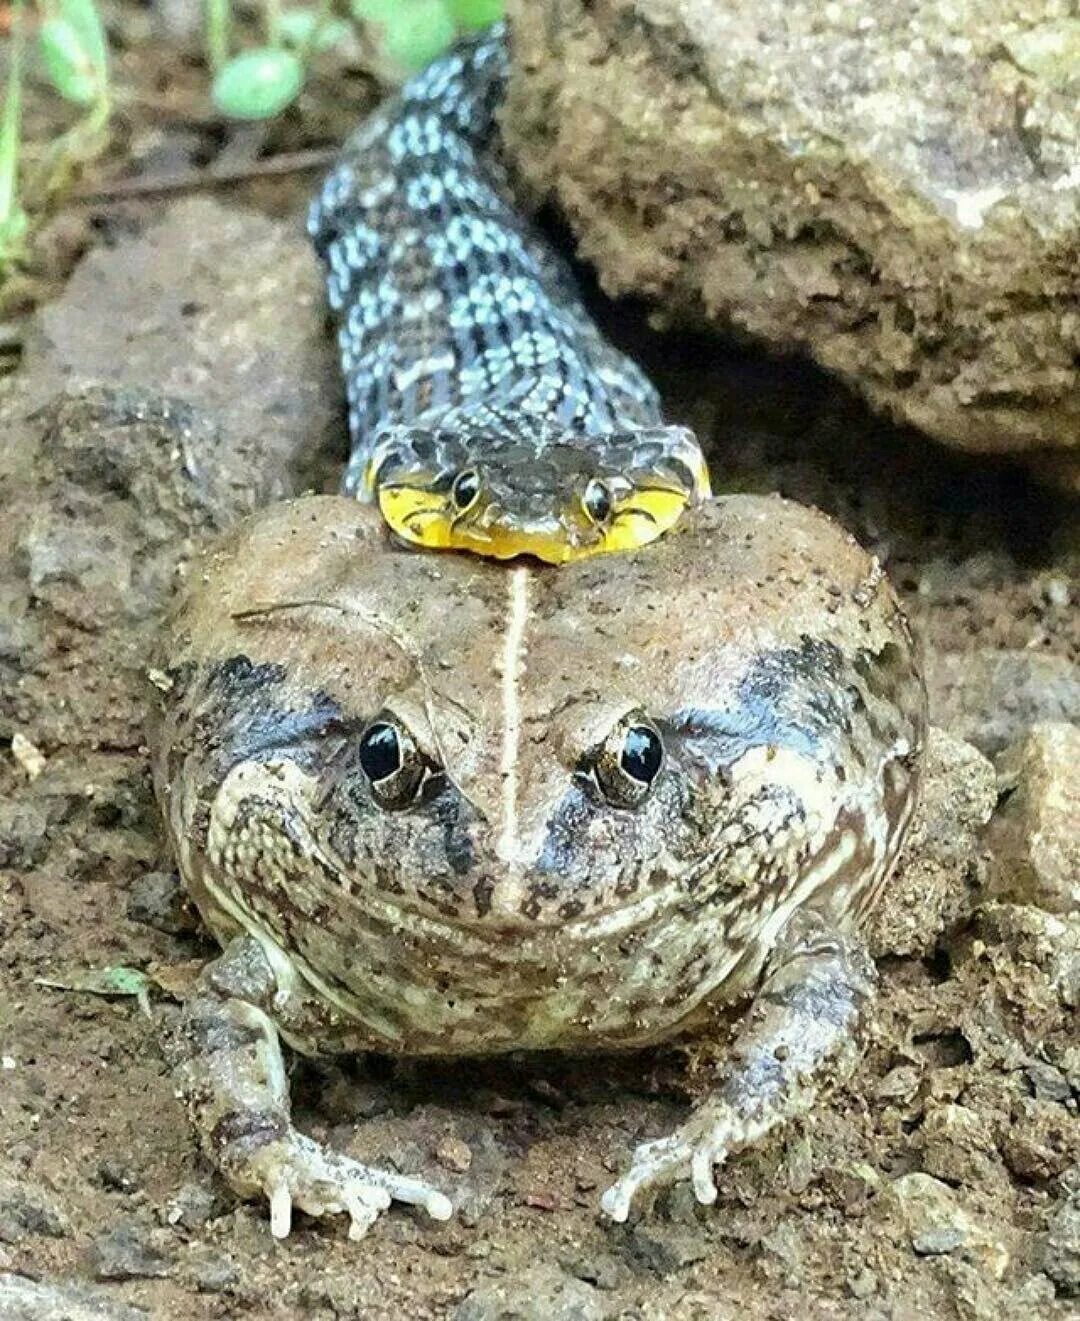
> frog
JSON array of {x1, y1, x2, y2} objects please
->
[{"x1": 151, "y1": 490, "x2": 925, "y2": 1239}]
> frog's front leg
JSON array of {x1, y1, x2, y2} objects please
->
[
  {"x1": 601, "y1": 909, "x2": 876, "y2": 1222},
  {"x1": 166, "y1": 936, "x2": 453, "y2": 1239}
]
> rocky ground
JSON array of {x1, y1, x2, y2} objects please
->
[
  {"x1": 0, "y1": 193, "x2": 1076, "y2": 1320},
  {"x1": 505, "y1": 0, "x2": 1080, "y2": 489},
  {"x1": 0, "y1": 11, "x2": 1078, "y2": 1316}
]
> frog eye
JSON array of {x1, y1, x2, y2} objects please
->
[
  {"x1": 593, "y1": 714, "x2": 664, "y2": 809},
  {"x1": 451, "y1": 468, "x2": 482, "y2": 513},
  {"x1": 582, "y1": 477, "x2": 613, "y2": 526},
  {"x1": 357, "y1": 719, "x2": 425, "y2": 809}
]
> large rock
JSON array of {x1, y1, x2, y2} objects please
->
[
  {"x1": 505, "y1": 1, "x2": 1080, "y2": 483},
  {"x1": 989, "y1": 723, "x2": 1080, "y2": 915}
]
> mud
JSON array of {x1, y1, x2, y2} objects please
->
[{"x1": 1, "y1": 193, "x2": 1078, "y2": 1321}]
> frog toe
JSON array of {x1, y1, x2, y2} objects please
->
[{"x1": 251, "y1": 1131, "x2": 451, "y2": 1240}]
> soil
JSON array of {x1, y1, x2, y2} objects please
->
[{"x1": 1, "y1": 15, "x2": 1078, "y2": 1321}]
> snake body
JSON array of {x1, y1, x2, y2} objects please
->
[{"x1": 308, "y1": 24, "x2": 709, "y2": 563}]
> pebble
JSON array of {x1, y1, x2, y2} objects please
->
[
  {"x1": 436, "y1": 1135, "x2": 474, "y2": 1173},
  {"x1": 88, "y1": 1224, "x2": 173, "y2": 1281},
  {"x1": 125, "y1": 871, "x2": 197, "y2": 935},
  {"x1": 1040, "y1": 1197, "x2": 1080, "y2": 1297},
  {"x1": 165, "y1": 1181, "x2": 219, "y2": 1230},
  {"x1": 926, "y1": 650, "x2": 1080, "y2": 757},
  {"x1": 0, "y1": 1179, "x2": 68, "y2": 1244},
  {"x1": 455, "y1": 1264, "x2": 605, "y2": 1321},
  {"x1": 989, "y1": 722, "x2": 1080, "y2": 915},
  {"x1": 887, "y1": 1173, "x2": 1009, "y2": 1278},
  {"x1": 624, "y1": 1222, "x2": 711, "y2": 1274},
  {"x1": 0, "y1": 1273, "x2": 148, "y2": 1320}
]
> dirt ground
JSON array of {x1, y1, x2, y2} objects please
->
[{"x1": 1, "y1": 20, "x2": 1079, "y2": 1321}]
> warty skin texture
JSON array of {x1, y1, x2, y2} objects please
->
[{"x1": 152, "y1": 494, "x2": 926, "y2": 1234}]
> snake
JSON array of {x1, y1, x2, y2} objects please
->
[{"x1": 307, "y1": 22, "x2": 710, "y2": 564}]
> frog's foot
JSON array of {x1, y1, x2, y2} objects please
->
[
  {"x1": 602, "y1": 912, "x2": 877, "y2": 1223},
  {"x1": 243, "y1": 1130, "x2": 453, "y2": 1240},
  {"x1": 600, "y1": 1101, "x2": 761, "y2": 1223}
]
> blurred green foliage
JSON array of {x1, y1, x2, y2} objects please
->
[{"x1": 0, "y1": 0, "x2": 503, "y2": 275}]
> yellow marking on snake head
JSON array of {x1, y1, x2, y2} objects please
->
[
  {"x1": 368, "y1": 426, "x2": 712, "y2": 565},
  {"x1": 377, "y1": 477, "x2": 701, "y2": 565}
]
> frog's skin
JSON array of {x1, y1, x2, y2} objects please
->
[{"x1": 152, "y1": 492, "x2": 925, "y2": 1238}]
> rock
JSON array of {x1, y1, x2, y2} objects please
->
[
  {"x1": 0, "y1": 800, "x2": 49, "y2": 869},
  {"x1": 164, "y1": 1180, "x2": 220, "y2": 1230},
  {"x1": 436, "y1": 1135, "x2": 474, "y2": 1173},
  {"x1": 1040, "y1": 1195, "x2": 1080, "y2": 1297},
  {"x1": 988, "y1": 723, "x2": 1079, "y2": 915},
  {"x1": 868, "y1": 728, "x2": 995, "y2": 959},
  {"x1": 975, "y1": 904, "x2": 1080, "y2": 1009},
  {"x1": 126, "y1": 871, "x2": 197, "y2": 935},
  {"x1": 22, "y1": 198, "x2": 339, "y2": 501},
  {"x1": 887, "y1": 1173, "x2": 1008, "y2": 1278},
  {"x1": 455, "y1": 1264, "x2": 606, "y2": 1321},
  {"x1": 926, "y1": 650, "x2": 1080, "y2": 757},
  {"x1": 0, "y1": 1274, "x2": 148, "y2": 1320},
  {"x1": 999, "y1": 1098, "x2": 1078, "y2": 1182},
  {"x1": 624, "y1": 1222, "x2": 710, "y2": 1274},
  {"x1": 184, "y1": 1247, "x2": 240, "y2": 1294},
  {"x1": 916, "y1": 1104, "x2": 998, "y2": 1189},
  {"x1": 0, "y1": 1178, "x2": 69, "y2": 1243},
  {"x1": 88, "y1": 1224, "x2": 173, "y2": 1281},
  {"x1": 506, "y1": 1, "x2": 1080, "y2": 481}
]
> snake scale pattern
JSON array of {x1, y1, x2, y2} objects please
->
[{"x1": 308, "y1": 23, "x2": 709, "y2": 563}]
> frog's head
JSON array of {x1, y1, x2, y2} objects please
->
[
  {"x1": 155, "y1": 498, "x2": 923, "y2": 1052},
  {"x1": 352, "y1": 420, "x2": 710, "y2": 564}
]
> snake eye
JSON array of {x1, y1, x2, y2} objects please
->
[
  {"x1": 582, "y1": 477, "x2": 613, "y2": 526},
  {"x1": 451, "y1": 468, "x2": 481, "y2": 513},
  {"x1": 593, "y1": 714, "x2": 664, "y2": 809},
  {"x1": 358, "y1": 719, "x2": 424, "y2": 809}
]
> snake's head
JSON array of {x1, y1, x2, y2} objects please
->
[{"x1": 354, "y1": 423, "x2": 711, "y2": 564}]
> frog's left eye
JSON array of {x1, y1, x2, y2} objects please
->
[
  {"x1": 593, "y1": 713, "x2": 664, "y2": 809},
  {"x1": 582, "y1": 477, "x2": 613, "y2": 526},
  {"x1": 451, "y1": 468, "x2": 482, "y2": 513},
  {"x1": 358, "y1": 718, "x2": 425, "y2": 810}
]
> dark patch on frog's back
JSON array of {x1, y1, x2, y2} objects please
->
[
  {"x1": 180, "y1": 654, "x2": 352, "y2": 781},
  {"x1": 672, "y1": 635, "x2": 857, "y2": 774}
]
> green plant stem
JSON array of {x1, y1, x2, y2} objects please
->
[
  {"x1": 204, "y1": 0, "x2": 231, "y2": 74},
  {"x1": 0, "y1": 1, "x2": 26, "y2": 227},
  {"x1": 263, "y1": 0, "x2": 282, "y2": 45}
]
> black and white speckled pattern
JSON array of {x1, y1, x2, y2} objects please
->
[{"x1": 308, "y1": 24, "x2": 688, "y2": 500}]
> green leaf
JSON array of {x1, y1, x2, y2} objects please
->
[
  {"x1": 212, "y1": 47, "x2": 305, "y2": 119},
  {"x1": 446, "y1": 0, "x2": 503, "y2": 30},
  {"x1": 57, "y1": 0, "x2": 109, "y2": 81},
  {"x1": 350, "y1": 0, "x2": 399, "y2": 22},
  {"x1": 0, "y1": 2, "x2": 25, "y2": 234},
  {"x1": 37, "y1": 966, "x2": 153, "y2": 1016},
  {"x1": 39, "y1": 16, "x2": 106, "y2": 106},
  {"x1": 379, "y1": 0, "x2": 456, "y2": 73},
  {"x1": 275, "y1": 9, "x2": 351, "y2": 51}
]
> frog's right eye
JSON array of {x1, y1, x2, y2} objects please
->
[
  {"x1": 358, "y1": 719, "x2": 425, "y2": 809},
  {"x1": 592, "y1": 712, "x2": 665, "y2": 809}
]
